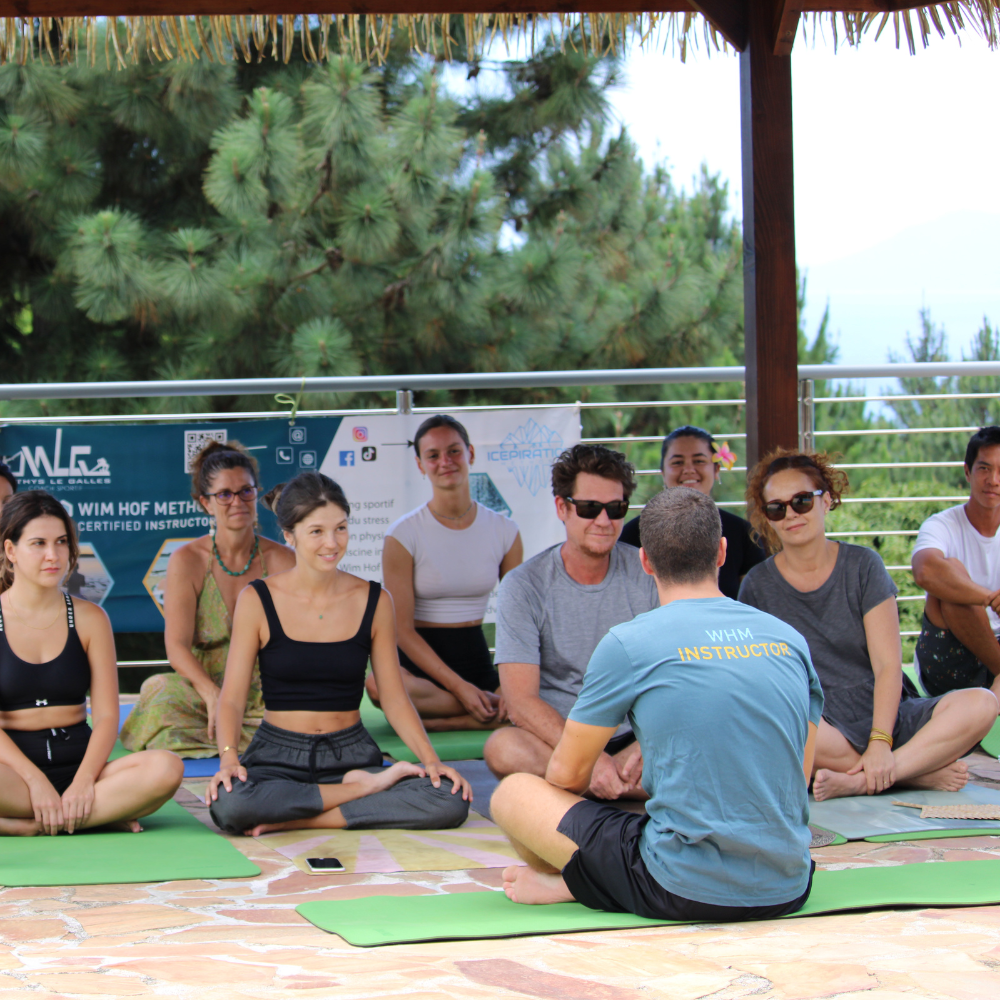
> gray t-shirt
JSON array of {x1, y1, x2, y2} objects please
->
[
  {"x1": 494, "y1": 542, "x2": 660, "y2": 724},
  {"x1": 737, "y1": 543, "x2": 899, "y2": 750}
]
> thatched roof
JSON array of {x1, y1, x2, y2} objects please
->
[{"x1": 0, "y1": 3, "x2": 997, "y2": 69}]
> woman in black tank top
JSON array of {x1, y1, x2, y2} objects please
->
[
  {"x1": 207, "y1": 472, "x2": 471, "y2": 838},
  {"x1": 0, "y1": 492, "x2": 183, "y2": 837}
]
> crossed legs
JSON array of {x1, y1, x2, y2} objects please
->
[
  {"x1": 812, "y1": 688, "x2": 998, "y2": 801},
  {"x1": 364, "y1": 671, "x2": 504, "y2": 732},
  {"x1": 0, "y1": 749, "x2": 183, "y2": 836},
  {"x1": 490, "y1": 773, "x2": 582, "y2": 905}
]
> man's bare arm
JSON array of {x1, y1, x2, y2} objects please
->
[
  {"x1": 546, "y1": 720, "x2": 618, "y2": 794},
  {"x1": 912, "y1": 549, "x2": 993, "y2": 606},
  {"x1": 498, "y1": 662, "x2": 569, "y2": 749}
]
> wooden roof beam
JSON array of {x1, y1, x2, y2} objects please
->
[
  {"x1": 687, "y1": 0, "x2": 747, "y2": 50},
  {"x1": 772, "y1": 0, "x2": 800, "y2": 54}
]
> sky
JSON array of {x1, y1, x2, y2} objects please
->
[{"x1": 605, "y1": 27, "x2": 1000, "y2": 366}]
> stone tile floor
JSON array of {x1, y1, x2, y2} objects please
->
[{"x1": 3, "y1": 755, "x2": 1000, "y2": 1000}]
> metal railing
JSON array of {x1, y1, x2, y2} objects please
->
[{"x1": 2, "y1": 360, "x2": 990, "y2": 658}]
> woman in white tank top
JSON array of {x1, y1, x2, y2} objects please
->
[{"x1": 365, "y1": 416, "x2": 522, "y2": 730}]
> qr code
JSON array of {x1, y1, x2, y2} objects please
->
[{"x1": 184, "y1": 429, "x2": 228, "y2": 473}]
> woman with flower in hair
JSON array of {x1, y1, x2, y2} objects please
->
[
  {"x1": 619, "y1": 426, "x2": 763, "y2": 599},
  {"x1": 739, "y1": 449, "x2": 996, "y2": 801},
  {"x1": 121, "y1": 441, "x2": 295, "y2": 756}
]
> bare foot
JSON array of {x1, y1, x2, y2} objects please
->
[
  {"x1": 246, "y1": 821, "x2": 292, "y2": 837},
  {"x1": 341, "y1": 761, "x2": 425, "y2": 794},
  {"x1": 812, "y1": 768, "x2": 867, "y2": 801},
  {"x1": 0, "y1": 817, "x2": 41, "y2": 837},
  {"x1": 501, "y1": 864, "x2": 574, "y2": 905},
  {"x1": 106, "y1": 819, "x2": 144, "y2": 833},
  {"x1": 901, "y1": 760, "x2": 969, "y2": 792}
]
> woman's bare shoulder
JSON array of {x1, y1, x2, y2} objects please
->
[
  {"x1": 259, "y1": 536, "x2": 295, "y2": 569},
  {"x1": 168, "y1": 536, "x2": 211, "y2": 573},
  {"x1": 68, "y1": 595, "x2": 111, "y2": 630}
]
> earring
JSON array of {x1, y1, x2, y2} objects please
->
[{"x1": 209, "y1": 515, "x2": 217, "y2": 537}]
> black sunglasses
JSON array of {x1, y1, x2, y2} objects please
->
[
  {"x1": 564, "y1": 497, "x2": 630, "y2": 520},
  {"x1": 763, "y1": 489, "x2": 824, "y2": 522},
  {"x1": 203, "y1": 486, "x2": 259, "y2": 506}
]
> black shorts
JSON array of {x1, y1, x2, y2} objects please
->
[
  {"x1": 916, "y1": 614, "x2": 996, "y2": 697},
  {"x1": 399, "y1": 625, "x2": 500, "y2": 692},
  {"x1": 6, "y1": 721, "x2": 91, "y2": 795},
  {"x1": 557, "y1": 799, "x2": 814, "y2": 922}
]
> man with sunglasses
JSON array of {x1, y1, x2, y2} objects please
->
[
  {"x1": 486, "y1": 445, "x2": 659, "y2": 800},
  {"x1": 913, "y1": 426, "x2": 1000, "y2": 699},
  {"x1": 491, "y1": 487, "x2": 820, "y2": 920}
]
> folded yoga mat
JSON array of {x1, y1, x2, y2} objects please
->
[
  {"x1": 255, "y1": 814, "x2": 522, "y2": 875},
  {"x1": 808, "y1": 785, "x2": 1000, "y2": 841},
  {"x1": 0, "y1": 799, "x2": 259, "y2": 886},
  {"x1": 360, "y1": 693, "x2": 490, "y2": 762},
  {"x1": 295, "y1": 859, "x2": 1000, "y2": 946}
]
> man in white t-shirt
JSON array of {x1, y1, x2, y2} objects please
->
[{"x1": 912, "y1": 426, "x2": 1000, "y2": 697}]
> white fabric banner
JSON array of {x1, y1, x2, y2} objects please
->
[{"x1": 317, "y1": 406, "x2": 581, "y2": 622}]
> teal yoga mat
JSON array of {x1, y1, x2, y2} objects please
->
[
  {"x1": 296, "y1": 859, "x2": 1000, "y2": 946},
  {"x1": 360, "y1": 693, "x2": 490, "y2": 762},
  {"x1": 0, "y1": 799, "x2": 260, "y2": 886},
  {"x1": 808, "y1": 785, "x2": 1000, "y2": 841}
]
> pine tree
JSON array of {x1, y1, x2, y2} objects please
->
[{"x1": 0, "y1": 30, "x2": 744, "y2": 432}]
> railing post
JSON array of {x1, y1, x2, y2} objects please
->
[
  {"x1": 396, "y1": 389, "x2": 413, "y2": 415},
  {"x1": 798, "y1": 378, "x2": 814, "y2": 453}
]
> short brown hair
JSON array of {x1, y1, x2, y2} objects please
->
[
  {"x1": 640, "y1": 487, "x2": 721, "y2": 584},
  {"x1": 0, "y1": 491, "x2": 79, "y2": 591},
  {"x1": 550, "y1": 444, "x2": 636, "y2": 500},
  {"x1": 745, "y1": 448, "x2": 848, "y2": 555}
]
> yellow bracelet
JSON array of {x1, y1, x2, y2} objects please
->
[
  {"x1": 868, "y1": 734, "x2": 893, "y2": 748},
  {"x1": 870, "y1": 727, "x2": 893, "y2": 741},
  {"x1": 221, "y1": 746, "x2": 236, "y2": 754}
]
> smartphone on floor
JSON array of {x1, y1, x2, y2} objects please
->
[{"x1": 306, "y1": 857, "x2": 346, "y2": 874}]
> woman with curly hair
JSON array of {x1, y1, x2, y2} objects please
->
[{"x1": 738, "y1": 450, "x2": 996, "y2": 801}]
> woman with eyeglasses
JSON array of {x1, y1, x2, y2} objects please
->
[
  {"x1": 366, "y1": 415, "x2": 523, "y2": 731},
  {"x1": 120, "y1": 441, "x2": 295, "y2": 756},
  {"x1": 739, "y1": 450, "x2": 996, "y2": 801}
]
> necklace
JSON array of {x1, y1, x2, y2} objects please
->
[
  {"x1": 429, "y1": 502, "x2": 474, "y2": 522},
  {"x1": 5, "y1": 595, "x2": 62, "y2": 630},
  {"x1": 213, "y1": 535, "x2": 260, "y2": 577}
]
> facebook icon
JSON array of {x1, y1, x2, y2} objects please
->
[{"x1": 339, "y1": 451, "x2": 355, "y2": 467}]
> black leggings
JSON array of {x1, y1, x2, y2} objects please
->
[
  {"x1": 399, "y1": 625, "x2": 500, "y2": 692},
  {"x1": 6, "y1": 721, "x2": 91, "y2": 794}
]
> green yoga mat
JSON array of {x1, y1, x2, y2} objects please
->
[
  {"x1": 865, "y1": 828, "x2": 1000, "y2": 843},
  {"x1": 0, "y1": 799, "x2": 259, "y2": 887},
  {"x1": 981, "y1": 717, "x2": 1000, "y2": 758},
  {"x1": 360, "y1": 694, "x2": 490, "y2": 763},
  {"x1": 296, "y1": 859, "x2": 1000, "y2": 946}
]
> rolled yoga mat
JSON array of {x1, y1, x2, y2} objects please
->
[
  {"x1": 295, "y1": 859, "x2": 1000, "y2": 946},
  {"x1": 360, "y1": 693, "x2": 491, "y2": 763},
  {"x1": 0, "y1": 799, "x2": 260, "y2": 887},
  {"x1": 808, "y1": 785, "x2": 1000, "y2": 841}
]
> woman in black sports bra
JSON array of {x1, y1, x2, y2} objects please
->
[
  {"x1": 207, "y1": 472, "x2": 471, "y2": 837},
  {"x1": 0, "y1": 492, "x2": 183, "y2": 837}
]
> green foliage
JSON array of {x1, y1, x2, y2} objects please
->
[{"x1": 0, "y1": 31, "x2": 742, "y2": 422}]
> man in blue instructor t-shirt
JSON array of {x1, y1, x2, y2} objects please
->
[{"x1": 491, "y1": 486, "x2": 823, "y2": 921}]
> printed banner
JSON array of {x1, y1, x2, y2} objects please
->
[{"x1": 0, "y1": 407, "x2": 579, "y2": 631}]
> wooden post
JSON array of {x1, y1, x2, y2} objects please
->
[{"x1": 740, "y1": 0, "x2": 799, "y2": 468}]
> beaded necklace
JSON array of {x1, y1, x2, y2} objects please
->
[{"x1": 213, "y1": 535, "x2": 260, "y2": 577}]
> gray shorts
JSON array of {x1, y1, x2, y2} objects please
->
[{"x1": 209, "y1": 719, "x2": 469, "y2": 834}]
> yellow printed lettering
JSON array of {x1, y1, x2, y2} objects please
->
[
  {"x1": 711, "y1": 646, "x2": 724, "y2": 658},
  {"x1": 738, "y1": 645, "x2": 751, "y2": 658},
  {"x1": 677, "y1": 648, "x2": 686, "y2": 661},
  {"x1": 700, "y1": 646, "x2": 713, "y2": 660},
  {"x1": 725, "y1": 647, "x2": 738, "y2": 659},
  {"x1": 779, "y1": 643, "x2": 791, "y2": 656},
  {"x1": 684, "y1": 647, "x2": 700, "y2": 660},
  {"x1": 769, "y1": 642, "x2": 781, "y2": 655}
]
